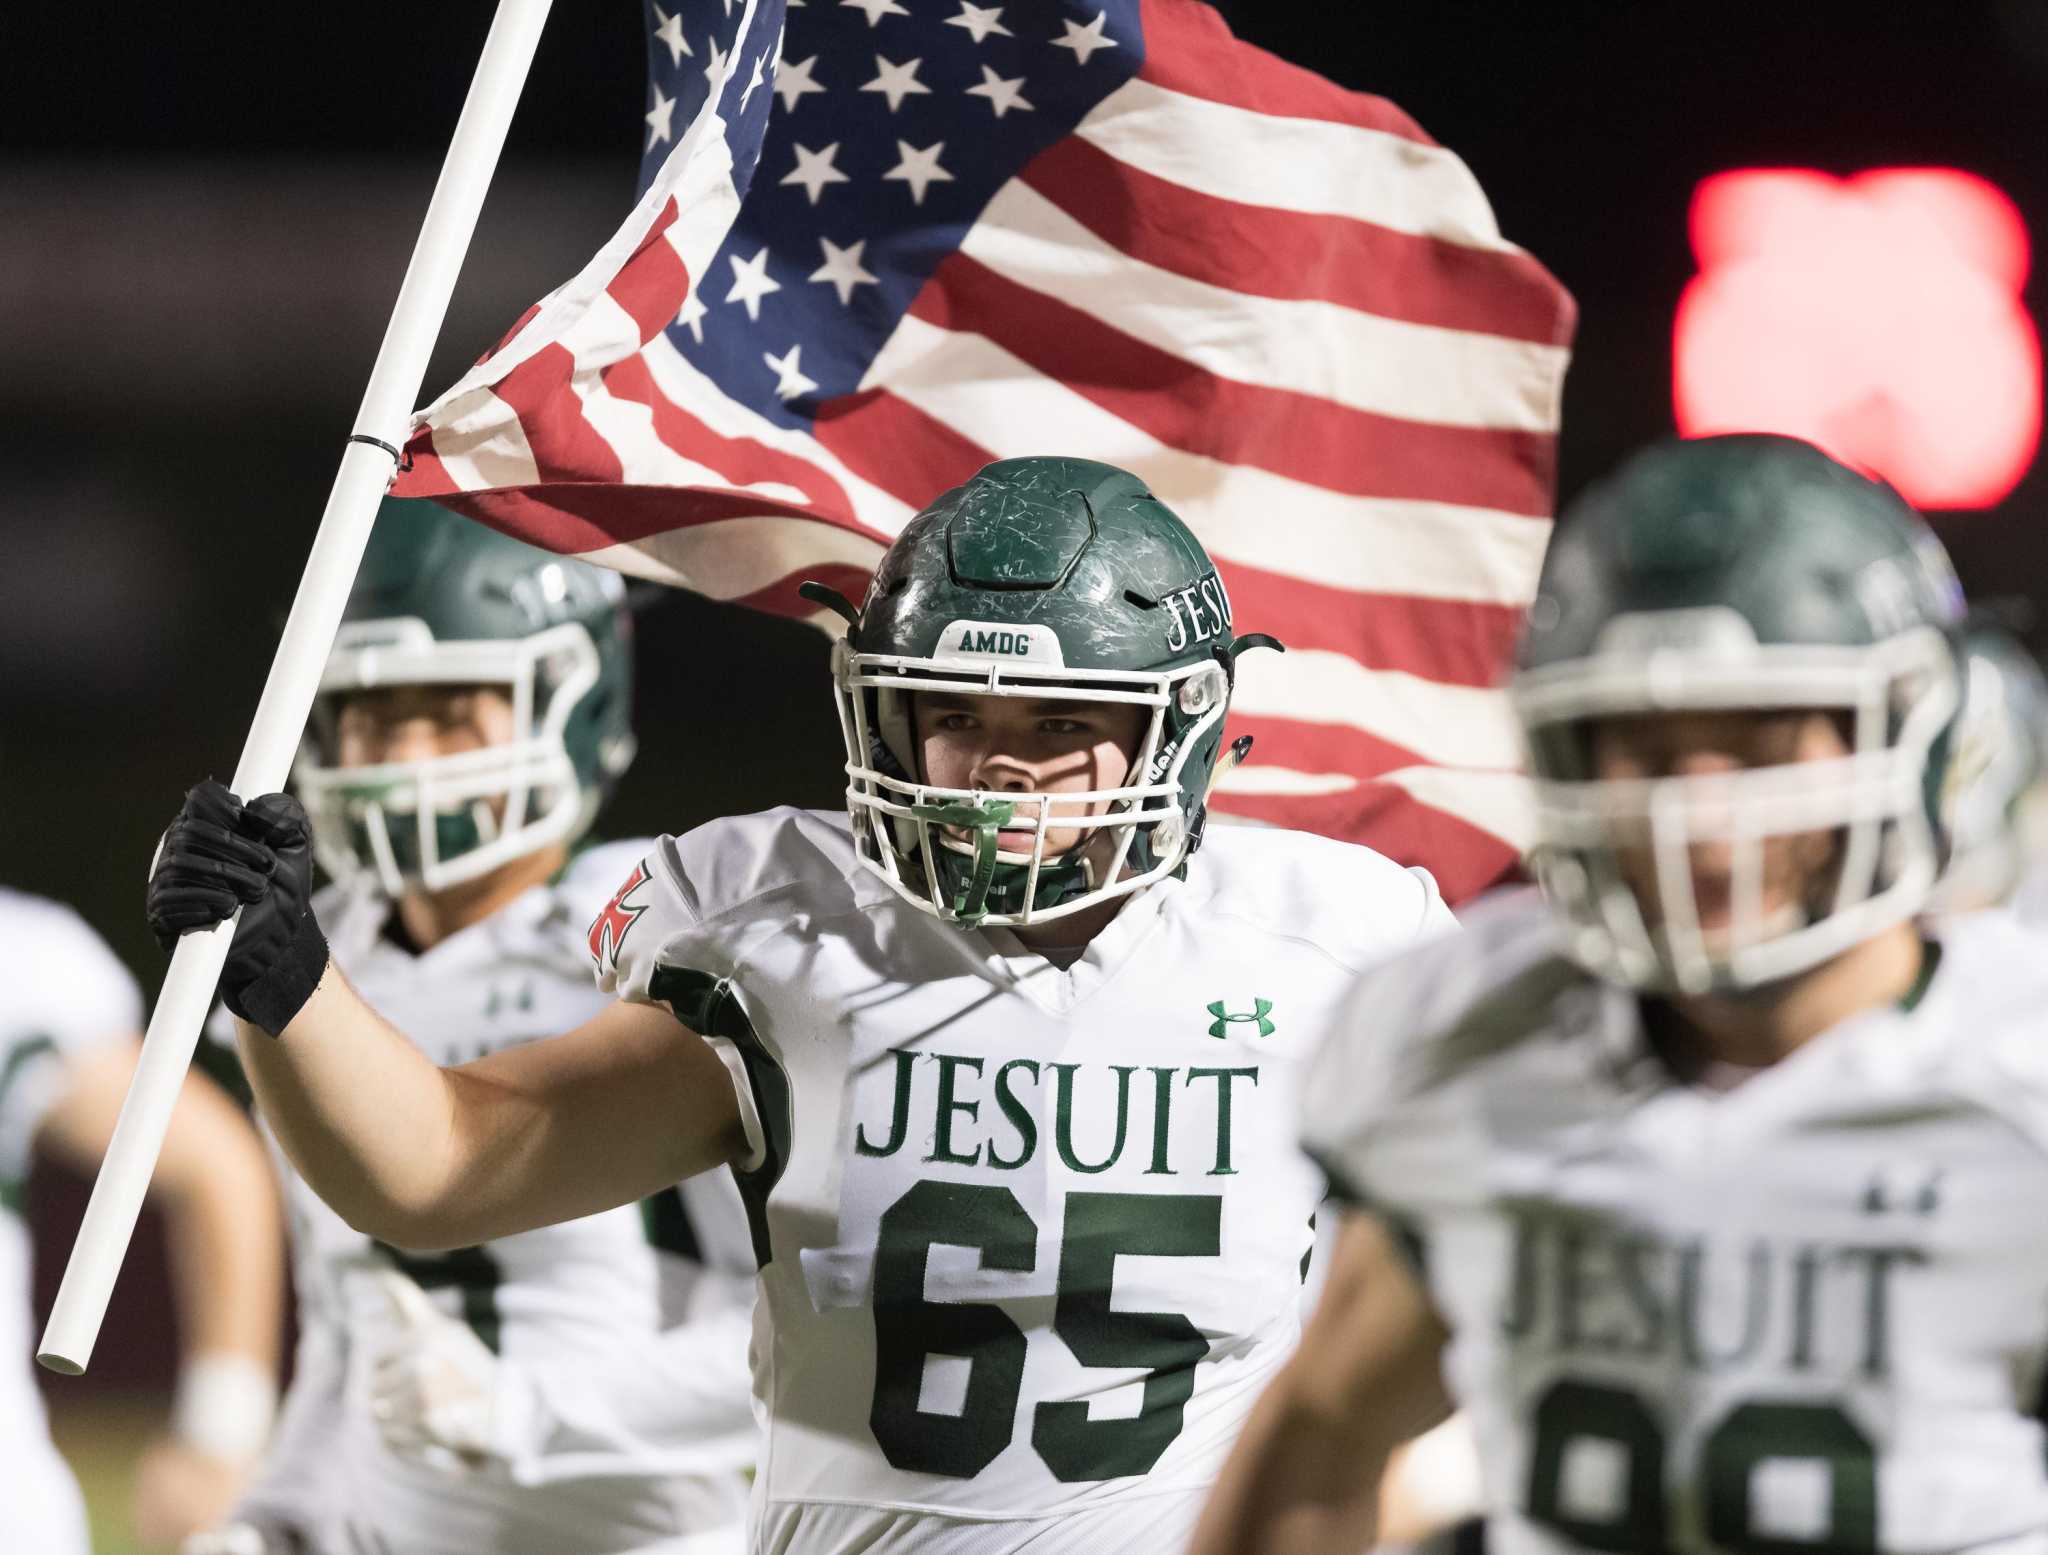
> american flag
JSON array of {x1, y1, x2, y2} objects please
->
[{"x1": 395, "y1": 0, "x2": 1575, "y2": 903}]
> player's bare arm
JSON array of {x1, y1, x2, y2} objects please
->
[
  {"x1": 244, "y1": 977, "x2": 744, "y2": 1248},
  {"x1": 38, "y1": 1040, "x2": 283, "y2": 1543},
  {"x1": 1188, "y1": 1213, "x2": 1451, "y2": 1555},
  {"x1": 148, "y1": 780, "x2": 747, "y2": 1251}
]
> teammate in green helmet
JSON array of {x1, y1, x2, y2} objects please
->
[
  {"x1": 1191, "y1": 437, "x2": 2048, "y2": 1555},
  {"x1": 294, "y1": 498, "x2": 637, "y2": 899},
  {"x1": 1513, "y1": 431, "x2": 1962, "y2": 992},
  {"x1": 149, "y1": 458, "x2": 1457, "y2": 1555},
  {"x1": 184, "y1": 499, "x2": 756, "y2": 1555}
]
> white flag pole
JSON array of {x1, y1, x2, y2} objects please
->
[{"x1": 39, "y1": 0, "x2": 556, "y2": 1375}]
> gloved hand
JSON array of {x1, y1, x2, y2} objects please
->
[
  {"x1": 147, "y1": 779, "x2": 328, "y2": 1037},
  {"x1": 364, "y1": 1267, "x2": 510, "y2": 1477}
]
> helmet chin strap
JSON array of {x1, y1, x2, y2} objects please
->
[
  {"x1": 1206, "y1": 734, "x2": 1255, "y2": 799},
  {"x1": 908, "y1": 796, "x2": 1018, "y2": 924}
]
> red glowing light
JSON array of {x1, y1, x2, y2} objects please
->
[{"x1": 1674, "y1": 168, "x2": 2040, "y2": 510}]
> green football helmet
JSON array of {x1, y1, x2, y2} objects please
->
[
  {"x1": 294, "y1": 497, "x2": 637, "y2": 897},
  {"x1": 1512, "y1": 433, "x2": 1964, "y2": 993},
  {"x1": 814, "y1": 457, "x2": 1274, "y2": 927},
  {"x1": 1932, "y1": 624, "x2": 2048, "y2": 911}
]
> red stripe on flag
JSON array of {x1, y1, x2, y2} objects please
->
[
  {"x1": 602, "y1": 354, "x2": 876, "y2": 533},
  {"x1": 424, "y1": 483, "x2": 843, "y2": 555},
  {"x1": 496, "y1": 343, "x2": 625, "y2": 485},
  {"x1": 1209, "y1": 785, "x2": 1517, "y2": 905},
  {"x1": 1218, "y1": 562, "x2": 1523, "y2": 689},
  {"x1": 810, "y1": 386, "x2": 996, "y2": 510},
  {"x1": 393, "y1": 431, "x2": 456, "y2": 498},
  {"x1": 1136, "y1": 0, "x2": 1436, "y2": 145},
  {"x1": 728, "y1": 561, "x2": 877, "y2": 620},
  {"x1": 1224, "y1": 715, "x2": 1449, "y2": 790},
  {"x1": 1019, "y1": 136, "x2": 1574, "y2": 348},
  {"x1": 604, "y1": 198, "x2": 690, "y2": 348},
  {"x1": 805, "y1": 382, "x2": 1533, "y2": 686},
  {"x1": 911, "y1": 253, "x2": 1558, "y2": 517}
]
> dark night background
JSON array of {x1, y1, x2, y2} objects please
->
[{"x1": 3, "y1": 0, "x2": 2045, "y2": 1535}]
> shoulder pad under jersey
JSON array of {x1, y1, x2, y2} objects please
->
[{"x1": 1299, "y1": 886, "x2": 1580, "y2": 1205}]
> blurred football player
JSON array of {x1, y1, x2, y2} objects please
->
[
  {"x1": 2, "y1": 889, "x2": 282, "y2": 1553},
  {"x1": 181, "y1": 500, "x2": 757, "y2": 1555},
  {"x1": 148, "y1": 458, "x2": 1456, "y2": 1554},
  {"x1": 1932, "y1": 623, "x2": 2048, "y2": 915},
  {"x1": 1187, "y1": 433, "x2": 2048, "y2": 1555}
]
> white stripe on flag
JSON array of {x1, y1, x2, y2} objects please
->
[
  {"x1": 571, "y1": 359, "x2": 826, "y2": 506},
  {"x1": 1212, "y1": 760, "x2": 1531, "y2": 850},
  {"x1": 1373, "y1": 764, "x2": 1535, "y2": 851},
  {"x1": 581, "y1": 515, "x2": 887, "y2": 596},
  {"x1": 865, "y1": 315, "x2": 1548, "y2": 605},
  {"x1": 1076, "y1": 79, "x2": 1510, "y2": 251},
  {"x1": 641, "y1": 336, "x2": 921, "y2": 539},
  {"x1": 964, "y1": 180, "x2": 1567, "y2": 434},
  {"x1": 420, "y1": 384, "x2": 544, "y2": 491},
  {"x1": 1212, "y1": 765, "x2": 1359, "y2": 797},
  {"x1": 1231, "y1": 648, "x2": 1525, "y2": 772}
]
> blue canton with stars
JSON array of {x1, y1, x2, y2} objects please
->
[{"x1": 638, "y1": 0, "x2": 1144, "y2": 431}]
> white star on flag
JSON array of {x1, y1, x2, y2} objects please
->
[
  {"x1": 781, "y1": 142, "x2": 850, "y2": 205},
  {"x1": 774, "y1": 53, "x2": 826, "y2": 113},
  {"x1": 675, "y1": 289, "x2": 707, "y2": 344},
  {"x1": 1053, "y1": 11, "x2": 1118, "y2": 65},
  {"x1": 809, "y1": 237, "x2": 879, "y2": 305},
  {"x1": 883, "y1": 140, "x2": 953, "y2": 205},
  {"x1": 840, "y1": 0, "x2": 908, "y2": 27},
  {"x1": 861, "y1": 55, "x2": 930, "y2": 114},
  {"x1": 740, "y1": 48, "x2": 768, "y2": 111},
  {"x1": 965, "y1": 64, "x2": 1032, "y2": 118},
  {"x1": 702, "y1": 36, "x2": 729, "y2": 89},
  {"x1": 724, "y1": 246, "x2": 782, "y2": 320},
  {"x1": 651, "y1": 4, "x2": 691, "y2": 65},
  {"x1": 644, "y1": 84, "x2": 677, "y2": 150},
  {"x1": 945, "y1": 3, "x2": 1011, "y2": 43},
  {"x1": 763, "y1": 344, "x2": 819, "y2": 401}
]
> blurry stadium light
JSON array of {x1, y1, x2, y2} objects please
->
[{"x1": 1674, "y1": 168, "x2": 2041, "y2": 509}]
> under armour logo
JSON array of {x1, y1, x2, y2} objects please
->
[
  {"x1": 485, "y1": 980, "x2": 535, "y2": 1019},
  {"x1": 1207, "y1": 999, "x2": 1275, "y2": 1039},
  {"x1": 1861, "y1": 1163, "x2": 1943, "y2": 1217}
]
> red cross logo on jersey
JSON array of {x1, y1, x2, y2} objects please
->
[{"x1": 588, "y1": 862, "x2": 652, "y2": 971}]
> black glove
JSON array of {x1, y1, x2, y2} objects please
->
[{"x1": 147, "y1": 780, "x2": 328, "y2": 1037}]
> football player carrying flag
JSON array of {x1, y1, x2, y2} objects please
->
[
  {"x1": 49, "y1": 0, "x2": 1571, "y2": 1390},
  {"x1": 148, "y1": 458, "x2": 1455, "y2": 1554}
]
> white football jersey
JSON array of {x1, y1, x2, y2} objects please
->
[
  {"x1": 0, "y1": 889, "x2": 143, "y2": 1555},
  {"x1": 1304, "y1": 888, "x2": 2048, "y2": 1555},
  {"x1": 596, "y1": 807, "x2": 1451, "y2": 1555},
  {"x1": 223, "y1": 842, "x2": 758, "y2": 1555},
  {"x1": 2009, "y1": 857, "x2": 2048, "y2": 926}
]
